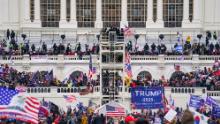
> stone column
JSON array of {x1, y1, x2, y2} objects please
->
[
  {"x1": 20, "y1": 0, "x2": 32, "y2": 28},
  {"x1": 146, "y1": 0, "x2": 154, "y2": 28},
  {"x1": 182, "y1": 0, "x2": 191, "y2": 28},
  {"x1": 156, "y1": 0, "x2": 164, "y2": 27},
  {"x1": 70, "y1": 0, "x2": 77, "y2": 28},
  {"x1": 193, "y1": 0, "x2": 201, "y2": 23},
  {"x1": 120, "y1": 0, "x2": 128, "y2": 28},
  {"x1": 24, "y1": 0, "x2": 31, "y2": 23},
  {"x1": 33, "y1": 0, "x2": 41, "y2": 27},
  {"x1": 59, "y1": 0, "x2": 68, "y2": 28},
  {"x1": 95, "y1": 0, "x2": 103, "y2": 28},
  {"x1": 191, "y1": 0, "x2": 202, "y2": 28}
]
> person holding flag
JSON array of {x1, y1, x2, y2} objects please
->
[
  {"x1": 124, "y1": 52, "x2": 132, "y2": 78},
  {"x1": 88, "y1": 54, "x2": 93, "y2": 80}
]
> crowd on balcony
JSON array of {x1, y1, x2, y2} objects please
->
[
  {"x1": 1, "y1": 29, "x2": 220, "y2": 58},
  {"x1": 0, "y1": 64, "x2": 99, "y2": 90},
  {"x1": 127, "y1": 33, "x2": 220, "y2": 56},
  {"x1": 126, "y1": 62, "x2": 220, "y2": 91},
  {"x1": 0, "y1": 30, "x2": 100, "y2": 58},
  {"x1": 1, "y1": 61, "x2": 220, "y2": 91}
]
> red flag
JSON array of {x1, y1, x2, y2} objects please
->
[{"x1": 213, "y1": 70, "x2": 220, "y2": 76}]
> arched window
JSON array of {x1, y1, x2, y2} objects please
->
[
  {"x1": 102, "y1": 0, "x2": 121, "y2": 27},
  {"x1": 76, "y1": 0, "x2": 96, "y2": 27},
  {"x1": 189, "y1": 0, "x2": 193, "y2": 22},
  {"x1": 137, "y1": 71, "x2": 152, "y2": 81},
  {"x1": 127, "y1": 0, "x2": 147, "y2": 27},
  {"x1": 40, "y1": 0, "x2": 61, "y2": 27},
  {"x1": 30, "y1": 0, "x2": 35, "y2": 22},
  {"x1": 163, "y1": 0, "x2": 183, "y2": 27}
]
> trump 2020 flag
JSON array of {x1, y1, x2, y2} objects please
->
[
  {"x1": 125, "y1": 52, "x2": 132, "y2": 78},
  {"x1": 0, "y1": 87, "x2": 40, "y2": 124},
  {"x1": 88, "y1": 54, "x2": 93, "y2": 79}
]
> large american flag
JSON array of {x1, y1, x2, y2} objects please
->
[
  {"x1": 63, "y1": 95, "x2": 77, "y2": 103},
  {"x1": 106, "y1": 105, "x2": 125, "y2": 116},
  {"x1": 125, "y1": 52, "x2": 132, "y2": 78},
  {"x1": 0, "y1": 88, "x2": 39, "y2": 124}
]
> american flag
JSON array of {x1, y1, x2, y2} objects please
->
[
  {"x1": 0, "y1": 88, "x2": 40, "y2": 124},
  {"x1": 123, "y1": 26, "x2": 134, "y2": 37},
  {"x1": 125, "y1": 52, "x2": 132, "y2": 78},
  {"x1": 63, "y1": 95, "x2": 77, "y2": 103},
  {"x1": 88, "y1": 54, "x2": 93, "y2": 79},
  {"x1": 15, "y1": 86, "x2": 27, "y2": 93},
  {"x1": 106, "y1": 105, "x2": 125, "y2": 116}
]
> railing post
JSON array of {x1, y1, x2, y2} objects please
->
[
  {"x1": 192, "y1": 54, "x2": 199, "y2": 71},
  {"x1": 22, "y1": 54, "x2": 30, "y2": 71},
  {"x1": 92, "y1": 55, "x2": 99, "y2": 80},
  {"x1": 158, "y1": 55, "x2": 165, "y2": 78},
  {"x1": 56, "y1": 55, "x2": 64, "y2": 80}
]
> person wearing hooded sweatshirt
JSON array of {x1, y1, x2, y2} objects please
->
[{"x1": 181, "y1": 109, "x2": 194, "y2": 124}]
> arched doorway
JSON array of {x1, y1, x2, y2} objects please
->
[
  {"x1": 69, "y1": 71, "x2": 84, "y2": 80},
  {"x1": 170, "y1": 71, "x2": 185, "y2": 81},
  {"x1": 137, "y1": 71, "x2": 152, "y2": 81}
]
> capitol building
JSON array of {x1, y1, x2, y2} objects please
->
[{"x1": 0, "y1": 0, "x2": 220, "y2": 114}]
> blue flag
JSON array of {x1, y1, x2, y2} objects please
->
[
  {"x1": 175, "y1": 45, "x2": 183, "y2": 53},
  {"x1": 189, "y1": 95, "x2": 205, "y2": 109},
  {"x1": 131, "y1": 87, "x2": 164, "y2": 109},
  {"x1": 206, "y1": 96, "x2": 219, "y2": 107},
  {"x1": 212, "y1": 105, "x2": 220, "y2": 118}
]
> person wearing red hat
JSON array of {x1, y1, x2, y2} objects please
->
[{"x1": 125, "y1": 115, "x2": 137, "y2": 124}]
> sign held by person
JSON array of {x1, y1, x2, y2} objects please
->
[{"x1": 131, "y1": 87, "x2": 164, "y2": 109}]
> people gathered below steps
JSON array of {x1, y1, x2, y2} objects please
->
[
  {"x1": 1, "y1": 63, "x2": 220, "y2": 91},
  {"x1": 0, "y1": 105, "x2": 219, "y2": 124}
]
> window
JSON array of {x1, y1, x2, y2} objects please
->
[
  {"x1": 76, "y1": 0, "x2": 96, "y2": 27},
  {"x1": 30, "y1": 0, "x2": 35, "y2": 22},
  {"x1": 189, "y1": 0, "x2": 193, "y2": 22},
  {"x1": 153, "y1": 0, "x2": 157, "y2": 22},
  {"x1": 102, "y1": 0, "x2": 121, "y2": 27},
  {"x1": 163, "y1": 0, "x2": 183, "y2": 27},
  {"x1": 40, "y1": 0, "x2": 61, "y2": 27},
  {"x1": 67, "y1": 0, "x2": 71, "y2": 22},
  {"x1": 128, "y1": 0, "x2": 147, "y2": 27}
]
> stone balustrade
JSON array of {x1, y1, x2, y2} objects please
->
[
  {"x1": 207, "y1": 91, "x2": 220, "y2": 96},
  {"x1": 1, "y1": 54, "x2": 220, "y2": 64},
  {"x1": 26, "y1": 86, "x2": 101, "y2": 94}
]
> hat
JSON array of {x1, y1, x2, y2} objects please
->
[{"x1": 125, "y1": 115, "x2": 137, "y2": 123}]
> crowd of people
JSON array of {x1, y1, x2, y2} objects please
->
[
  {"x1": 126, "y1": 62, "x2": 220, "y2": 91},
  {"x1": 127, "y1": 39, "x2": 220, "y2": 56},
  {"x1": 1, "y1": 61, "x2": 220, "y2": 91},
  {"x1": 0, "y1": 64, "x2": 99, "y2": 90},
  {"x1": 1, "y1": 104, "x2": 219, "y2": 124},
  {"x1": 1, "y1": 29, "x2": 220, "y2": 58}
]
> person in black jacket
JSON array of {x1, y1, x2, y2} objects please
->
[
  {"x1": 10, "y1": 30, "x2": 15, "y2": 39},
  {"x1": 151, "y1": 43, "x2": 156, "y2": 54},
  {"x1": 31, "y1": 44, "x2": 35, "y2": 52},
  {"x1": 6, "y1": 29, "x2": 10, "y2": 40},
  {"x1": 42, "y1": 42, "x2": 47, "y2": 54},
  {"x1": 144, "y1": 43, "x2": 149, "y2": 55}
]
